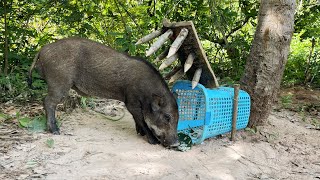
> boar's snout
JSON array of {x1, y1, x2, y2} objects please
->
[
  {"x1": 162, "y1": 134, "x2": 180, "y2": 148},
  {"x1": 169, "y1": 139, "x2": 180, "y2": 148}
]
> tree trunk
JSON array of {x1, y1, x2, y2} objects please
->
[
  {"x1": 3, "y1": 0, "x2": 9, "y2": 75},
  {"x1": 240, "y1": 0, "x2": 296, "y2": 127}
]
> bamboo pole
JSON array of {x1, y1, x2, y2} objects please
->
[
  {"x1": 231, "y1": 84, "x2": 240, "y2": 141},
  {"x1": 184, "y1": 53, "x2": 195, "y2": 73},
  {"x1": 135, "y1": 30, "x2": 162, "y2": 45},
  {"x1": 146, "y1": 29, "x2": 173, "y2": 57},
  {"x1": 159, "y1": 53, "x2": 178, "y2": 70},
  {"x1": 167, "y1": 28, "x2": 188, "y2": 58},
  {"x1": 191, "y1": 68, "x2": 202, "y2": 89}
]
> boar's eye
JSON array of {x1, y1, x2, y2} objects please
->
[{"x1": 164, "y1": 114, "x2": 172, "y2": 122}]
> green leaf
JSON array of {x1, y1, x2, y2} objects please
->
[
  {"x1": 0, "y1": 113, "x2": 10, "y2": 121},
  {"x1": 19, "y1": 117, "x2": 32, "y2": 128},
  {"x1": 177, "y1": 132, "x2": 192, "y2": 152},
  {"x1": 18, "y1": 116, "x2": 47, "y2": 132},
  {"x1": 81, "y1": 97, "x2": 87, "y2": 108},
  {"x1": 46, "y1": 138, "x2": 54, "y2": 148},
  {"x1": 29, "y1": 116, "x2": 47, "y2": 132},
  {"x1": 245, "y1": 127, "x2": 257, "y2": 134},
  {"x1": 26, "y1": 160, "x2": 38, "y2": 167}
]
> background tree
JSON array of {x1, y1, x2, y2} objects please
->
[
  {"x1": 241, "y1": 0, "x2": 296, "y2": 127},
  {"x1": 3, "y1": 0, "x2": 8, "y2": 75}
]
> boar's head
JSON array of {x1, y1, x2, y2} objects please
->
[{"x1": 144, "y1": 94, "x2": 179, "y2": 147}]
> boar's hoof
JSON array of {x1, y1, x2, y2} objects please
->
[
  {"x1": 52, "y1": 130, "x2": 60, "y2": 135},
  {"x1": 49, "y1": 127, "x2": 60, "y2": 135},
  {"x1": 136, "y1": 126, "x2": 146, "y2": 136}
]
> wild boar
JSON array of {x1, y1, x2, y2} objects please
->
[{"x1": 28, "y1": 37, "x2": 179, "y2": 147}]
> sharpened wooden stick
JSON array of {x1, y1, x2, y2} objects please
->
[
  {"x1": 169, "y1": 69, "x2": 184, "y2": 84},
  {"x1": 231, "y1": 84, "x2": 240, "y2": 141},
  {"x1": 192, "y1": 68, "x2": 202, "y2": 89},
  {"x1": 159, "y1": 53, "x2": 178, "y2": 70},
  {"x1": 184, "y1": 53, "x2": 195, "y2": 73},
  {"x1": 146, "y1": 29, "x2": 173, "y2": 57},
  {"x1": 154, "y1": 48, "x2": 169, "y2": 63},
  {"x1": 135, "y1": 30, "x2": 162, "y2": 45},
  {"x1": 167, "y1": 28, "x2": 189, "y2": 58}
]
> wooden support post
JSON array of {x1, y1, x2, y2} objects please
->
[{"x1": 231, "y1": 84, "x2": 240, "y2": 141}]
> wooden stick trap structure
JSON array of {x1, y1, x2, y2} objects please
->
[{"x1": 136, "y1": 19, "x2": 219, "y2": 89}]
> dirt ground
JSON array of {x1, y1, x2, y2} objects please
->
[{"x1": 0, "y1": 87, "x2": 320, "y2": 180}]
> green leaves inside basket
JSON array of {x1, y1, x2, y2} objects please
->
[{"x1": 177, "y1": 132, "x2": 192, "y2": 151}]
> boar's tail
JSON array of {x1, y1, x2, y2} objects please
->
[{"x1": 27, "y1": 52, "x2": 40, "y2": 89}]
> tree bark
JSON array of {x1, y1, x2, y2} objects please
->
[
  {"x1": 240, "y1": 0, "x2": 296, "y2": 127},
  {"x1": 3, "y1": 0, "x2": 9, "y2": 75}
]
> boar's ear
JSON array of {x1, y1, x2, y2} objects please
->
[{"x1": 151, "y1": 94, "x2": 164, "y2": 112}]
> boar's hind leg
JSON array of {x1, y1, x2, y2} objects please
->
[
  {"x1": 126, "y1": 106, "x2": 159, "y2": 144},
  {"x1": 44, "y1": 83, "x2": 72, "y2": 134}
]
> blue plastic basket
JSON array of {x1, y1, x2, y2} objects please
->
[{"x1": 172, "y1": 80, "x2": 250, "y2": 144}]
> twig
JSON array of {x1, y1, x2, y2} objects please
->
[
  {"x1": 203, "y1": 10, "x2": 253, "y2": 46},
  {"x1": 117, "y1": 1, "x2": 142, "y2": 33},
  {"x1": 304, "y1": 37, "x2": 316, "y2": 84},
  {"x1": 153, "y1": 0, "x2": 156, "y2": 17},
  {"x1": 231, "y1": 84, "x2": 240, "y2": 141},
  {"x1": 164, "y1": 0, "x2": 182, "y2": 18},
  {"x1": 114, "y1": 0, "x2": 128, "y2": 36}
]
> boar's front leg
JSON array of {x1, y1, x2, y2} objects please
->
[
  {"x1": 126, "y1": 105, "x2": 159, "y2": 144},
  {"x1": 134, "y1": 121, "x2": 146, "y2": 136}
]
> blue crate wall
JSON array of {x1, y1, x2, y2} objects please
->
[
  {"x1": 173, "y1": 84, "x2": 207, "y2": 144},
  {"x1": 172, "y1": 80, "x2": 251, "y2": 144}
]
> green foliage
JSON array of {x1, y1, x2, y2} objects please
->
[
  {"x1": 283, "y1": 0, "x2": 320, "y2": 87},
  {"x1": 177, "y1": 132, "x2": 192, "y2": 152},
  {"x1": 46, "y1": 138, "x2": 54, "y2": 148},
  {"x1": 283, "y1": 33, "x2": 320, "y2": 87},
  {"x1": 0, "y1": 0, "x2": 319, "y2": 105},
  {"x1": 18, "y1": 115, "x2": 47, "y2": 132},
  {"x1": 80, "y1": 97, "x2": 96, "y2": 109},
  {"x1": 0, "y1": 69, "x2": 46, "y2": 103},
  {"x1": 219, "y1": 76, "x2": 236, "y2": 87},
  {"x1": 18, "y1": 117, "x2": 32, "y2": 127},
  {"x1": 0, "y1": 112, "x2": 10, "y2": 123},
  {"x1": 245, "y1": 127, "x2": 257, "y2": 134},
  {"x1": 280, "y1": 94, "x2": 293, "y2": 109},
  {"x1": 295, "y1": 0, "x2": 320, "y2": 39}
]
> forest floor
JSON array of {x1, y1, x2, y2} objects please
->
[{"x1": 0, "y1": 87, "x2": 319, "y2": 180}]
